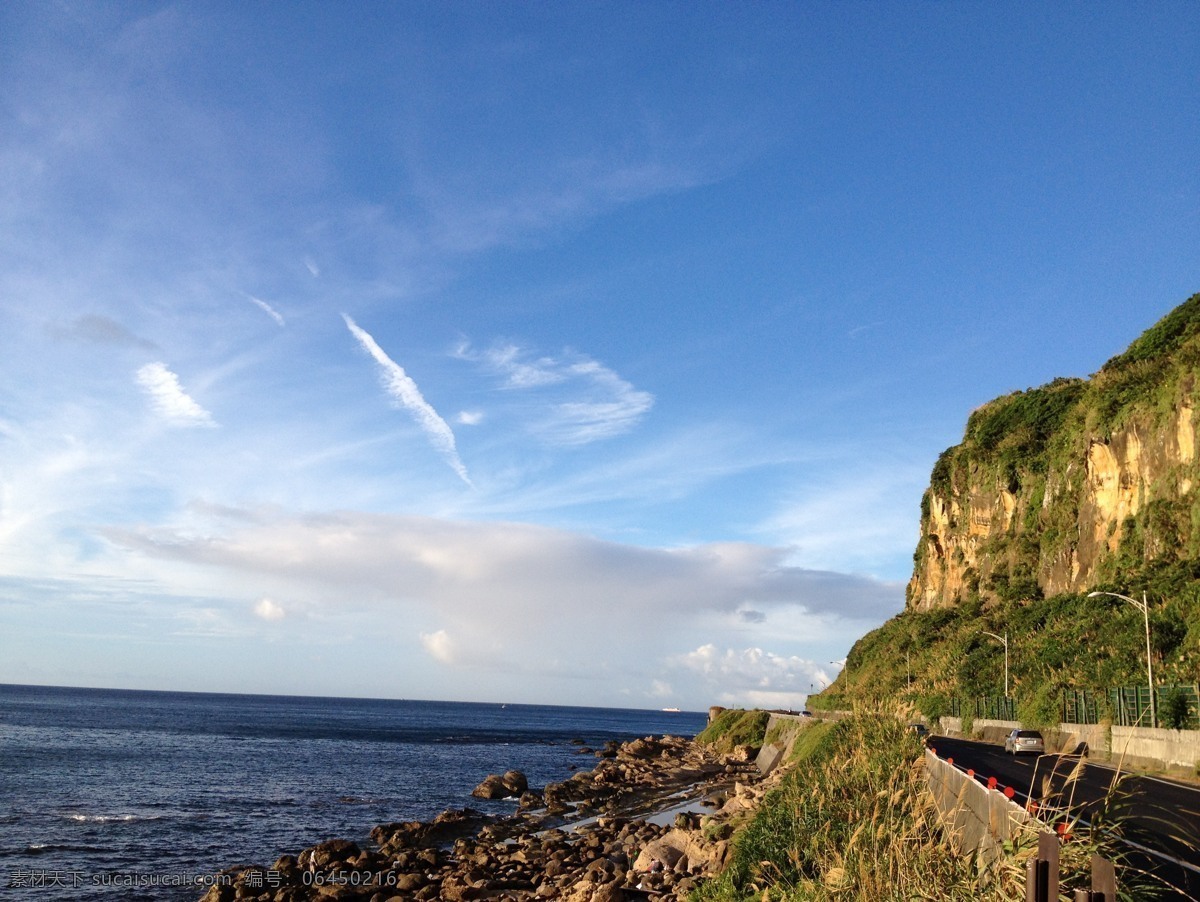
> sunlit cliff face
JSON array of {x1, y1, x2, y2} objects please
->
[{"x1": 908, "y1": 400, "x2": 1199, "y2": 612}]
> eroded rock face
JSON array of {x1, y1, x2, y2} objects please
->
[{"x1": 908, "y1": 400, "x2": 1200, "y2": 611}]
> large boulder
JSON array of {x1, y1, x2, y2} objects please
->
[
  {"x1": 502, "y1": 769, "x2": 529, "y2": 794},
  {"x1": 471, "y1": 769, "x2": 528, "y2": 800},
  {"x1": 618, "y1": 738, "x2": 663, "y2": 760},
  {"x1": 633, "y1": 828, "x2": 727, "y2": 876},
  {"x1": 298, "y1": 838, "x2": 360, "y2": 872}
]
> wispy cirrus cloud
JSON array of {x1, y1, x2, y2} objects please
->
[
  {"x1": 135, "y1": 362, "x2": 215, "y2": 428},
  {"x1": 763, "y1": 458, "x2": 930, "y2": 578},
  {"x1": 418, "y1": 158, "x2": 709, "y2": 256},
  {"x1": 460, "y1": 341, "x2": 654, "y2": 445},
  {"x1": 248, "y1": 295, "x2": 285, "y2": 327},
  {"x1": 343, "y1": 315, "x2": 471, "y2": 486},
  {"x1": 552, "y1": 359, "x2": 654, "y2": 445}
]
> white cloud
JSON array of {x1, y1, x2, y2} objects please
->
[
  {"x1": 670, "y1": 644, "x2": 831, "y2": 709},
  {"x1": 420, "y1": 629, "x2": 455, "y2": 664},
  {"x1": 343, "y1": 315, "x2": 472, "y2": 486},
  {"x1": 254, "y1": 597, "x2": 285, "y2": 621},
  {"x1": 100, "y1": 508, "x2": 902, "y2": 686},
  {"x1": 248, "y1": 295, "x2": 285, "y2": 327},
  {"x1": 135, "y1": 362, "x2": 216, "y2": 428},
  {"x1": 104, "y1": 510, "x2": 899, "y2": 618},
  {"x1": 717, "y1": 689, "x2": 811, "y2": 710},
  {"x1": 457, "y1": 410, "x2": 484, "y2": 426},
  {"x1": 552, "y1": 359, "x2": 654, "y2": 445},
  {"x1": 482, "y1": 344, "x2": 567, "y2": 389},
  {"x1": 461, "y1": 341, "x2": 654, "y2": 445},
  {"x1": 649, "y1": 679, "x2": 674, "y2": 699},
  {"x1": 304, "y1": 257, "x2": 320, "y2": 277}
]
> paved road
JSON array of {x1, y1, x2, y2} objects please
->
[{"x1": 929, "y1": 735, "x2": 1200, "y2": 899}]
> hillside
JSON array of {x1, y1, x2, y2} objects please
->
[{"x1": 819, "y1": 292, "x2": 1200, "y2": 722}]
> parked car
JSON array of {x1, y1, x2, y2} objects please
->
[{"x1": 1004, "y1": 728, "x2": 1045, "y2": 755}]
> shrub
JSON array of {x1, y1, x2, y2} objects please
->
[
  {"x1": 1017, "y1": 682, "x2": 1061, "y2": 730},
  {"x1": 1161, "y1": 687, "x2": 1195, "y2": 730},
  {"x1": 917, "y1": 693, "x2": 950, "y2": 722}
]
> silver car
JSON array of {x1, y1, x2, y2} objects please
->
[{"x1": 1004, "y1": 728, "x2": 1045, "y2": 755}]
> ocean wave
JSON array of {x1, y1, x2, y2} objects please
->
[
  {"x1": 66, "y1": 813, "x2": 164, "y2": 824},
  {"x1": 23, "y1": 842, "x2": 109, "y2": 854}
]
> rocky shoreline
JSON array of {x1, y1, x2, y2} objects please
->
[{"x1": 200, "y1": 732, "x2": 776, "y2": 901}]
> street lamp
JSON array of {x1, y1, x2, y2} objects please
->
[
  {"x1": 982, "y1": 630, "x2": 1009, "y2": 698},
  {"x1": 1087, "y1": 590, "x2": 1155, "y2": 728}
]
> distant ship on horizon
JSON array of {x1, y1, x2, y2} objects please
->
[{"x1": 660, "y1": 706, "x2": 681, "y2": 713}]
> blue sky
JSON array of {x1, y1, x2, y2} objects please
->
[{"x1": 1, "y1": 2, "x2": 1197, "y2": 711}]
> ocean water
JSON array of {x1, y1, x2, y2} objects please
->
[{"x1": 0, "y1": 684, "x2": 705, "y2": 900}]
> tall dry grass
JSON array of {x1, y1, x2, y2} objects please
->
[{"x1": 691, "y1": 714, "x2": 1166, "y2": 901}]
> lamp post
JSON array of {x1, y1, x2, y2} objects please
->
[
  {"x1": 1087, "y1": 590, "x2": 1155, "y2": 728},
  {"x1": 982, "y1": 630, "x2": 1009, "y2": 699}
]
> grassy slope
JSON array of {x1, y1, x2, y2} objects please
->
[
  {"x1": 696, "y1": 709, "x2": 771, "y2": 752},
  {"x1": 692, "y1": 716, "x2": 1151, "y2": 901}
]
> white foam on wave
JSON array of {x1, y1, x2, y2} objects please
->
[{"x1": 66, "y1": 813, "x2": 163, "y2": 823}]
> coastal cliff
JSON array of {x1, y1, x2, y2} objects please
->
[
  {"x1": 822, "y1": 292, "x2": 1200, "y2": 709},
  {"x1": 910, "y1": 293, "x2": 1200, "y2": 611}
]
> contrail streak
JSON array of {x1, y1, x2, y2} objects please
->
[{"x1": 343, "y1": 315, "x2": 472, "y2": 486}]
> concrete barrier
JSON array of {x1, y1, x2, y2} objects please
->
[
  {"x1": 924, "y1": 749, "x2": 1035, "y2": 868},
  {"x1": 1053, "y1": 723, "x2": 1107, "y2": 755},
  {"x1": 754, "y1": 712, "x2": 815, "y2": 774},
  {"x1": 1112, "y1": 725, "x2": 1200, "y2": 769}
]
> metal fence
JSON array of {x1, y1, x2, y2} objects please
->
[
  {"x1": 949, "y1": 684, "x2": 1198, "y2": 729},
  {"x1": 1062, "y1": 689, "x2": 1102, "y2": 725},
  {"x1": 949, "y1": 695, "x2": 1017, "y2": 721},
  {"x1": 1107, "y1": 683, "x2": 1199, "y2": 729}
]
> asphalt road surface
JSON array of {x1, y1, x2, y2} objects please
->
[{"x1": 929, "y1": 735, "x2": 1200, "y2": 900}]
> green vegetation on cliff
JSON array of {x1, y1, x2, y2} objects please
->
[
  {"x1": 828, "y1": 292, "x2": 1200, "y2": 716},
  {"x1": 824, "y1": 569, "x2": 1200, "y2": 726},
  {"x1": 916, "y1": 292, "x2": 1200, "y2": 607}
]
